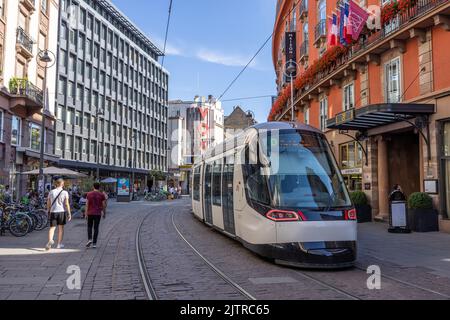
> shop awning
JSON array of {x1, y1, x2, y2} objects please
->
[{"x1": 327, "y1": 103, "x2": 436, "y2": 131}]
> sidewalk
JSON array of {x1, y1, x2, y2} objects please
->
[
  {"x1": 358, "y1": 222, "x2": 450, "y2": 278},
  {"x1": 0, "y1": 201, "x2": 149, "y2": 300}
]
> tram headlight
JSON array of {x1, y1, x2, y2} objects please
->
[{"x1": 266, "y1": 210, "x2": 301, "y2": 222}]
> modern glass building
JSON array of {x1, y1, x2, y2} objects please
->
[{"x1": 54, "y1": 0, "x2": 169, "y2": 187}]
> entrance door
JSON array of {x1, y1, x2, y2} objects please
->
[
  {"x1": 387, "y1": 132, "x2": 420, "y2": 197},
  {"x1": 222, "y1": 164, "x2": 235, "y2": 235},
  {"x1": 203, "y1": 164, "x2": 213, "y2": 224}
]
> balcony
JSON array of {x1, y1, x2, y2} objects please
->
[
  {"x1": 21, "y1": 0, "x2": 36, "y2": 12},
  {"x1": 299, "y1": 0, "x2": 308, "y2": 22},
  {"x1": 314, "y1": 19, "x2": 327, "y2": 47},
  {"x1": 16, "y1": 27, "x2": 34, "y2": 59},
  {"x1": 9, "y1": 78, "x2": 44, "y2": 117},
  {"x1": 274, "y1": 0, "x2": 450, "y2": 121},
  {"x1": 299, "y1": 40, "x2": 309, "y2": 64}
]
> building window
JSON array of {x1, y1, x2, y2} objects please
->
[
  {"x1": 0, "y1": 110, "x2": 3, "y2": 142},
  {"x1": 30, "y1": 123, "x2": 41, "y2": 151},
  {"x1": 41, "y1": 0, "x2": 48, "y2": 15},
  {"x1": 319, "y1": 97, "x2": 328, "y2": 131},
  {"x1": 11, "y1": 116, "x2": 21, "y2": 146},
  {"x1": 343, "y1": 83, "x2": 355, "y2": 111},
  {"x1": 56, "y1": 133, "x2": 64, "y2": 151},
  {"x1": 385, "y1": 57, "x2": 401, "y2": 103},
  {"x1": 304, "y1": 107, "x2": 310, "y2": 125}
]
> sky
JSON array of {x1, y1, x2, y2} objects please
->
[{"x1": 112, "y1": 0, "x2": 277, "y2": 123}]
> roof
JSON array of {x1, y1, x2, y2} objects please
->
[
  {"x1": 327, "y1": 103, "x2": 436, "y2": 131},
  {"x1": 224, "y1": 106, "x2": 257, "y2": 129},
  {"x1": 97, "y1": 0, "x2": 164, "y2": 57}
]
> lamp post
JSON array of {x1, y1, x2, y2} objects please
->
[
  {"x1": 284, "y1": 60, "x2": 298, "y2": 122},
  {"x1": 131, "y1": 131, "x2": 137, "y2": 200},
  {"x1": 96, "y1": 106, "x2": 104, "y2": 182},
  {"x1": 37, "y1": 50, "x2": 55, "y2": 197}
]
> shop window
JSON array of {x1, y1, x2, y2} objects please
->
[
  {"x1": 11, "y1": 116, "x2": 21, "y2": 146},
  {"x1": 339, "y1": 141, "x2": 363, "y2": 192},
  {"x1": 30, "y1": 123, "x2": 41, "y2": 151}
]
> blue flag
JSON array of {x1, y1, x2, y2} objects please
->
[{"x1": 339, "y1": 6, "x2": 347, "y2": 45}]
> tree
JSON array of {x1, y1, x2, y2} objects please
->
[{"x1": 149, "y1": 170, "x2": 167, "y2": 192}]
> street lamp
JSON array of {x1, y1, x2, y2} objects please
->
[
  {"x1": 284, "y1": 60, "x2": 298, "y2": 122},
  {"x1": 37, "y1": 49, "x2": 56, "y2": 197},
  {"x1": 131, "y1": 131, "x2": 138, "y2": 200},
  {"x1": 96, "y1": 106, "x2": 104, "y2": 182}
]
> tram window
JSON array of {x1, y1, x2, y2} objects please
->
[
  {"x1": 245, "y1": 163, "x2": 271, "y2": 205},
  {"x1": 193, "y1": 166, "x2": 200, "y2": 201},
  {"x1": 212, "y1": 163, "x2": 222, "y2": 206}
]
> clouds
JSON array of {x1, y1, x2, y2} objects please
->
[
  {"x1": 196, "y1": 49, "x2": 257, "y2": 68},
  {"x1": 158, "y1": 39, "x2": 258, "y2": 69}
]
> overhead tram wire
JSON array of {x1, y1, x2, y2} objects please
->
[
  {"x1": 161, "y1": 0, "x2": 174, "y2": 67},
  {"x1": 216, "y1": 0, "x2": 301, "y2": 102}
]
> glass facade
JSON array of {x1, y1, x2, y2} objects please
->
[
  {"x1": 55, "y1": 0, "x2": 169, "y2": 172},
  {"x1": 339, "y1": 141, "x2": 363, "y2": 192}
]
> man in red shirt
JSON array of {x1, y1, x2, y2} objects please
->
[{"x1": 85, "y1": 183, "x2": 106, "y2": 249}]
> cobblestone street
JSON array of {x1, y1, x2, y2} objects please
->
[{"x1": 1, "y1": 199, "x2": 450, "y2": 300}]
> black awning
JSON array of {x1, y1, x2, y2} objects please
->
[{"x1": 327, "y1": 103, "x2": 436, "y2": 131}]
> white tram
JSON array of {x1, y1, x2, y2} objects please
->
[{"x1": 191, "y1": 122, "x2": 357, "y2": 268}]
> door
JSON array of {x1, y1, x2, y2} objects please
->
[
  {"x1": 203, "y1": 164, "x2": 213, "y2": 224},
  {"x1": 222, "y1": 164, "x2": 235, "y2": 235}
]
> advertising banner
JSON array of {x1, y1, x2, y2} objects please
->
[{"x1": 117, "y1": 178, "x2": 130, "y2": 196}]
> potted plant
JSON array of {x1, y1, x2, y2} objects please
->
[
  {"x1": 408, "y1": 192, "x2": 439, "y2": 232},
  {"x1": 350, "y1": 191, "x2": 372, "y2": 223}
]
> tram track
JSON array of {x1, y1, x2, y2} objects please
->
[{"x1": 136, "y1": 200, "x2": 450, "y2": 301}]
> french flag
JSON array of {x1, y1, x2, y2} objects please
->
[
  {"x1": 343, "y1": 2, "x2": 353, "y2": 44},
  {"x1": 328, "y1": 14, "x2": 338, "y2": 46}
]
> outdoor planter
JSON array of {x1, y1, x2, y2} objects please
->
[
  {"x1": 355, "y1": 204, "x2": 372, "y2": 223},
  {"x1": 408, "y1": 192, "x2": 439, "y2": 233},
  {"x1": 409, "y1": 209, "x2": 439, "y2": 233},
  {"x1": 350, "y1": 191, "x2": 372, "y2": 223}
]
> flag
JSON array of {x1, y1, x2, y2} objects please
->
[
  {"x1": 339, "y1": 6, "x2": 347, "y2": 45},
  {"x1": 349, "y1": 0, "x2": 369, "y2": 41},
  {"x1": 328, "y1": 14, "x2": 338, "y2": 46},
  {"x1": 344, "y1": 3, "x2": 353, "y2": 44}
]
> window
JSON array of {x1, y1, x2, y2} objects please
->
[
  {"x1": 212, "y1": 162, "x2": 222, "y2": 206},
  {"x1": 30, "y1": 123, "x2": 41, "y2": 151},
  {"x1": 193, "y1": 166, "x2": 201, "y2": 201},
  {"x1": 343, "y1": 83, "x2": 355, "y2": 111},
  {"x1": 385, "y1": 57, "x2": 401, "y2": 103},
  {"x1": 304, "y1": 107, "x2": 310, "y2": 125},
  {"x1": 41, "y1": 0, "x2": 48, "y2": 14},
  {"x1": 319, "y1": 98, "x2": 328, "y2": 131},
  {"x1": 0, "y1": 0, "x2": 5, "y2": 18},
  {"x1": 11, "y1": 116, "x2": 21, "y2": 146},
  {"x1": 56, "y1": 133, "x2": 64, "y2": 151},
  {"x1": 0, "y1": 110, "x2": 3, "y2": 142}
]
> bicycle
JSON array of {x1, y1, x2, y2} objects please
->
[{"x1": 0, "y1": 201, "x2": 32, "y2": 237}]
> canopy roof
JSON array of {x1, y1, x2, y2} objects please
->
[{"x1": 22, "y1": 167, "x2": 88, "y2": 178}]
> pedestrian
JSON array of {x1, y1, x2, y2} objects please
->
[
  {"x1": 389, "y1": 184, "x2": 406, "y2": 202},
  {"x1": 3, "y1": 185, "x2": 12, "y2": 203},
  {"x1": 46, "y1": 177, "x2": 71, "y2": 250},
  {"x1": 85, "y1": 182, "x2": 106, "y2": 249}
]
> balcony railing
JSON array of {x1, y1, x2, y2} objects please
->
[
  {"x1": 299, "y1": 0, "x2": 308, "y2": 19},
  {"x1": 314, "y1": 19, "x2": 327, "y2": 44},
  {"x1": 275, "y1": 0, "x2": 449, "y2": 120},
  {"x1": 9, "y1": 78, "x2": 44, "y2": 106},
  {"x1": 16, "y1": 27, "x2": 34, "y2": 55},
  {"x1": 299, "y1": 40, "x2": 309, "y2": 61}
]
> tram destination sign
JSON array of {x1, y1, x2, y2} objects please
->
[{"x1": 335, "y1": 109, "x2": 356, "y2": 126}]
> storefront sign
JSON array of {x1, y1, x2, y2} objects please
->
[
  {"x1": 285, "y1": 32, "x2": 297, "y2": 79},
  {"x1": 424, "y1": 179, "x2": 438, "y2": 195},
  {"x1": 335, "y1": 109, "x2": 355, "y2": 125},
  {"x1": 117, "y1": 178, "x2": 130, "y2": 196},
  {"x1": 341, "y1": 168, "x2": 363, "y2": 175}
]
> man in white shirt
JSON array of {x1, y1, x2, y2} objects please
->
[{"x1": 46, "y1": 177, "x2": 71, "y2": 250}]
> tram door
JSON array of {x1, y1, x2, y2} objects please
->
[
  {"x1": 222, "y1": 164, "x2": 235, "y2": 235},
  {"x1": 203, "y1": 164, "x2": 213, "y2": 224}
]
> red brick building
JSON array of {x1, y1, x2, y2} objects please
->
[{"x1": 270, "y1": 0, "x2": 450, "y2": 232}]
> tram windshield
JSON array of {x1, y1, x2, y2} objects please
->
[{"x1": 245, "y1": 129, "x2": 352, "y2": 210}]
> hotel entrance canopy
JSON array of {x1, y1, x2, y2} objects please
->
[{"x1": 327, "y1": 103, "x2": 436, "y2": 131}]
